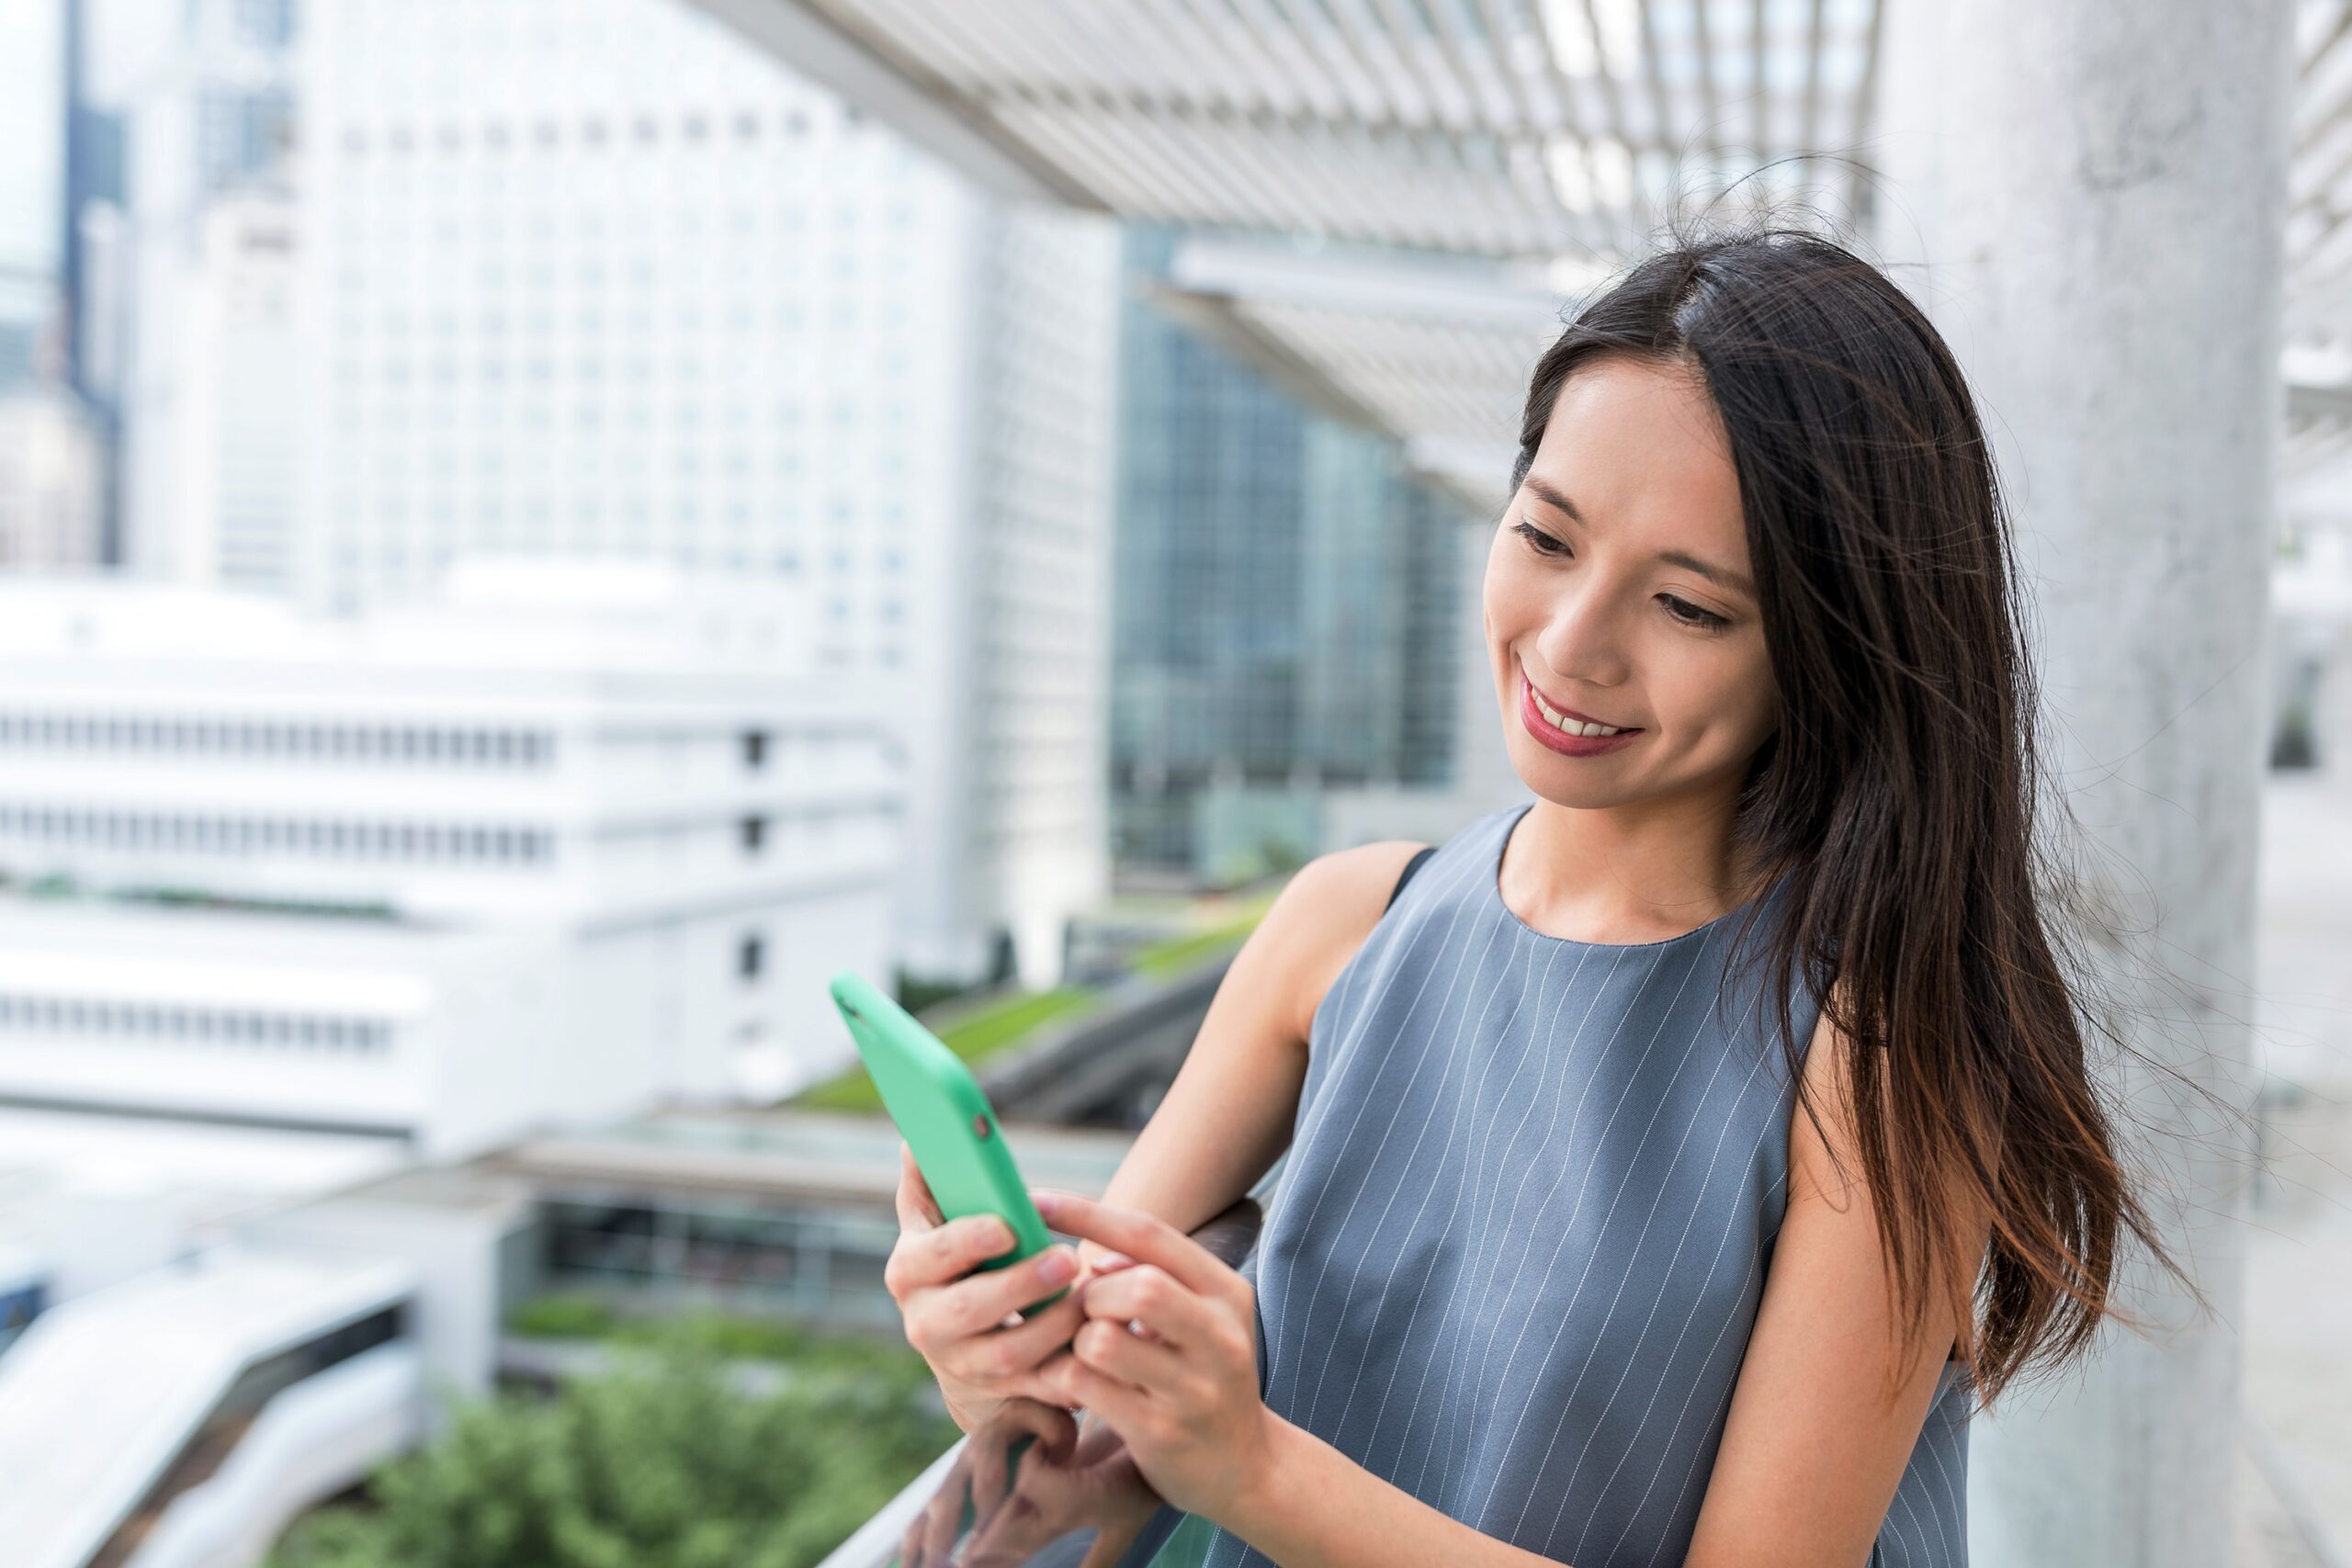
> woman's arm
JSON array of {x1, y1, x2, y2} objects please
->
[
  {"x1": 1679, "y1": 1000, "x2": 1987, "y2": 1568},
  {"x1": 1075, "y1": 840, "x2": 1432, "y2": 1272},
  {"x1": 1218, "y1": 1417, "x2": 1574, "y2": 1565}
]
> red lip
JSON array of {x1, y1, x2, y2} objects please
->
[
  {"x1": 1520, "y1": 671, "x2": 1644, "y2": 757},
  {"x1": 1521, "y1": 668, "x2": 1637, "y2": 731}
]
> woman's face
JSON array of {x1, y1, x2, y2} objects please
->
[{"x1": 1485, "y1": 354, "x2": 1780, "y2": 808}]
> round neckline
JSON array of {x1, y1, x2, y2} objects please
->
[{"x1": 1489, "y1": 800, "x2": 1775, "y2": 951}]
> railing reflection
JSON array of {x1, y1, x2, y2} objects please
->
[{"x1": 816, "y1": 1196, "x2": 1265, "y2": 1568}]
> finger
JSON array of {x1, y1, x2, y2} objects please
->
[
  {"x1": 922, "y1": 1244, "x2": 1082, "y2": 1342},
  {"x1": 1076, "y1": 1264, "x2": 1216, "y2": 1350},
  {"x1": 1075, "y1": 1241, "x2": 1135, "y2": 1275},
  {"x1": 933, "y1": 1289, "x2": 1087, "y2": 1397},
  {"x1": 1073, "y1": 1315, "x2": 1188, "y2": 1392},
  {"x1": 1029, "y1": 1190, "x2": 1229, "y2": 1299},
  {"x1": 898, "y1": 1142, "x2": 944, "y2": 1229},
  {"x1": 1036, "y1": 1349, "x2": 1149, "y2": 1432},
  {"x1": 1079, "y1": 1250, "x2": 1147, "y2": 1336},
  {"x1": 896, "y1": 1213, "x2": 1017, "y2": 1301}
]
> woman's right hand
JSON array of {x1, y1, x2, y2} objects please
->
[{"x1": 888, "y1": 1141, "x2": 1092, "y2": 1428}]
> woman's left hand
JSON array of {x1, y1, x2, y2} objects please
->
[{"x1": 1025, "y1": 1189, "x2": 1280, "y2": 1523}]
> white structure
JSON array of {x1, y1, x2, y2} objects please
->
[
  {"x1": 0, "y1": 0, "x2": 68, "y2": 387},
  {"x1": 0, "y1": 569, "x2": 906, "y2": 1152},
  {"x1": 0, "y1": 1243, "x2": 416, "y2": 1568},
  {"x1": 162, "y1": 184, "x2": 301, "y2": 592},
  {"x1": 0, "y1": 385, "x2": 105, "y2": 568},
  {"x1": 0, "y1": 1102, "x2": 408, "y2": 1311},
  {"x1": 291, "y1": 0, "x2": 1119, "y2": 989},
  {"x1": 93, "y1": 0, "x2": 298, "y2": 580}
]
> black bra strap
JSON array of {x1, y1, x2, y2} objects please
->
[{"x1": 1385, "y1": 845, "x2": 1438, "y2": 912}]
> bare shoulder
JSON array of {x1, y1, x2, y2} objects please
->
[{"x1": 1256, "y1": 840, "x2": 1432, "y2": 1047}]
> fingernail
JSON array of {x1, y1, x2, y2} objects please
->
[
  {"x1": 1095, "y1": 1250, "x2": 1134, "y2": 1271},
  {"x1": 1031, "y1": 1190, "x2": 1062, "y2": 1214},
  {"x1": 979, "y1": 1216, "x2": 1012, "y2": 1247},
  {"x1": 1038, "y1": 1247, "x2": 1077, "y2": 1285}
]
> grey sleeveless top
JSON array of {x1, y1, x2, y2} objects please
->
[{"x1": 1119, "y1": 799, "x2": 1973, "y2": 1568}]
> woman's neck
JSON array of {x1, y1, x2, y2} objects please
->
[{"x1": 1501, "y1": 793, "x2": 1766, "y2": 944}]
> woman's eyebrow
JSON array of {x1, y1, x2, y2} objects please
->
[{"x1": 1523, "y1": 475, "x2": 1755, "y2": 600}]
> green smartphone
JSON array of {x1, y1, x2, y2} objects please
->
[{"x1": 828, "y1": 968, "x2": 1069, "y2": 1316}]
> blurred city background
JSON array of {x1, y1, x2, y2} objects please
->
[{"x1": 0, "y1": 1, "x2": 2344, "y2": 1565}]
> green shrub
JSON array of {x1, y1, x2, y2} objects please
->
[{"x1": 268, "y1": 1323, "x2": 956, "y2": 1568}]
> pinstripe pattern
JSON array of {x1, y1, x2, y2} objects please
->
[{"x1": 1180, "y1": 800, "x2": 1973, "y2": 1568}]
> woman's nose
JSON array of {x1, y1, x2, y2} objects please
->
[{"x1": 1534, "y1": 588, "x2": 1632, "y2": 690}]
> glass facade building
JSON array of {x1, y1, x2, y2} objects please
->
[{"x1": 1111, "y1": 225, "x2": 1464, "y2": 874}]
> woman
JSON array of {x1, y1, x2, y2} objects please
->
[{"x1": 884, "y1": 225, "x2": 2193, "y2": 1567}]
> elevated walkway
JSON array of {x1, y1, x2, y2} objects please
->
[{"x1": 0, "y1": 1246, "x2": 413, "y2": 1568}]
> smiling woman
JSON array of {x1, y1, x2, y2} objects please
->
[
  {"x1": 1187, "y1": 224, "x2": 2189, "y2": 1568},
  {"x1": 890, "y1": 221, "x2": 2199, "y2": 1568}
]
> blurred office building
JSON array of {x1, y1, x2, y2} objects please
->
[
  {"x1": 0, "y1": 383, "x2": 105, "y2": 567},
  {"x1": 95, "y1": 0, "x2": 295, "y2": 576},
  {"x1": 0, "y1": 563, "x2": 905, "y2": 1158},
  {"x1": 135, "y1": 183, "x2": 302, "y2": 592},
  {"x1": 3, "y1": 0, "x2": 125, "y2": 561},
  {"x1": 0, "y1": 0, "x2": 72, "y2": 391},
  {"x1": 290, "y1": 0, "x2": 1121, "y2": 990},
  {"x1": 1111, "y1": 226, "x2": 1471, "y2": 885}
]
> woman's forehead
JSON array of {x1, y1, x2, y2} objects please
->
[{"x1": 1533, "y1": 361, "x2": 1746, "y2": 548}]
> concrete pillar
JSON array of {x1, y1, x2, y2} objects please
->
[
  {"x1": 1012, "y1": 903, "x2": 1068, "y2": 992},
  {"x1": 1872, "y1": 4, "x2": 2291, "y2": 1563},
  {"x1": 1453, "y1": 518, "x2": 1524, "y2": 814}
]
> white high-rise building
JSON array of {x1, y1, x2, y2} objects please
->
[
  {"x1": 295, "y1": 0, "x2": 1121, "y2": 989},
  {"x1": 164, "y1": 183, "x2": 301, "y2": 591},
  {"x1": 0, "y1": 566, "x2": 906, "y2": 1153},
  {"x1": 0, "y1": 0, "x2": 68, "y2": 388},
  {"x1": 0, "y1": 385, "x2": 105, "y2": 568},
  {"x1": 96, "y1": 0, "x2": 299, "y2": 579}
]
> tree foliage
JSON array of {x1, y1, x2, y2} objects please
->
[{"x1": 268, "y1": 1325, "x2": 957, "y2": 1568}]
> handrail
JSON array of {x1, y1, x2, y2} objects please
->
[{"x1": 817, "y1": 1196, "x2": 1264, "y2": 1568}]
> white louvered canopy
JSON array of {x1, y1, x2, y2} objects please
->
[{"x1": 699, "y1": 0, "x2": 2352, "y2": 509}]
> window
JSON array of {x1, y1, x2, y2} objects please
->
[
  {"x1": 740, "y1": 815, "x2": 766, "y2": 854},
  {"x1": 738, "y1": 932, "x2": 763, "y2": 982},
  {"x1": 741, "y1": 729, "x2": 768, "y2": 769}
]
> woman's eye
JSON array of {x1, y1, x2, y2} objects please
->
[
  {"x1": 1512, "y1": 520, "x2": 1566, "y2": 556},
  {"x1": 1517, "y1": 517, "x2": 1729, "y2": 631},
  {"x1": 1661, "y1": 595, "x2": 1729, "y2": 631}
]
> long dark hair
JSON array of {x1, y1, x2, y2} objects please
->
[{"x1": 1511, "y1": 221, "x2": 2202, "y2": 1410}]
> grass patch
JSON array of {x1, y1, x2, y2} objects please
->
[
  {"x1": 793, "y1": 885, "x2": 1283, "y2": 1112},
  {"x1": 1129, "y1": 889, "x2": 1280, "y2": 979},
  {"x1": 505, "y1": 1292, "x2": 931, "y2": 1384},
  {"x1": 791, "y1": 984, "x2": 1107, "y2": 1111}
]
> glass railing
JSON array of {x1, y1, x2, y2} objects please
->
[{"x1": 817, "y1": 1197, "x2": 1266, "y2": 1568}]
